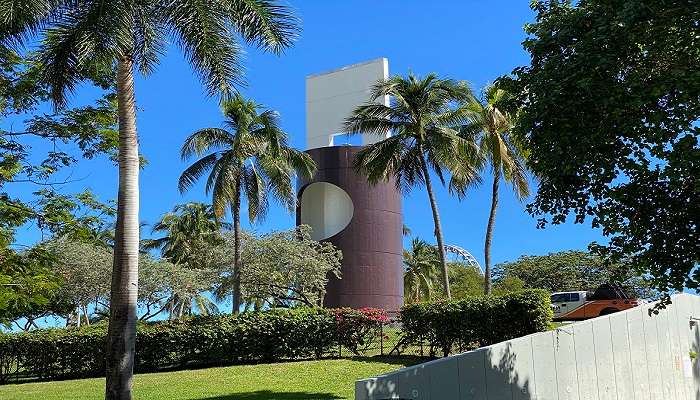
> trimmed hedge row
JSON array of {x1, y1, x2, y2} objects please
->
[
  {"x1": 0, "y1": 307, "x2": 384, "y2": 383},
  {"x1": 400, "y1": 289, "x2": 553, "y2": 356}
]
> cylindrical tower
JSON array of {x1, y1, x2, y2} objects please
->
[
  {"x1": 299, "y1": 58, "x2": 404, "y2": 311},
  {"x1": 297, "y1": 146, "x2": 403, "y2": 310}
]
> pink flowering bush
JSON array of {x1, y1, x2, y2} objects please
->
[{"x1": 333, "y1": 307, "x2": 388, "y2": 354}]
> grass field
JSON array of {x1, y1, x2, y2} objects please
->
[{"x1": 0, "y1": 357, "x2": 420, "y2": 400}]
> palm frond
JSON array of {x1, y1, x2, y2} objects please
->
[
  {"x1": 133, "y1": 0, "x2": 166, "y2": 75},
  {"x1": 0, "y1": 0, "x2": 64, "y2": 47},
  {"x1": 164, "y1": 0, "x2": 244, "y2": 98},
  {"x1": 227, "y1": 0, "x2": 300, "y2": 54},
  {"x1": 38, "y1": 1, "x2": 128, "y2": 107},
  {"x1": 181, "y1": 128, "x2": 234, "y2": 160},
  {"x1": 242, "y1": 163, "x2": 268, "y2": 221},
  {"x1": 178, "y1": 152, "x2": 219, "y2": 193}
]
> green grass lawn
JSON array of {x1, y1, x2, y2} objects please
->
[{"x1": 0, "y1": 357, "x2": 420, "y2": 400}]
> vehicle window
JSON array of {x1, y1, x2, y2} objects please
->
[
  {"x1": 570, "y1": 293, "x2": 580, "y2": 302},
  {"x1": 551, "y1": 293, "x2": 570, "y2": 302}
]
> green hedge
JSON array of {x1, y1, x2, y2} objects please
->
[
  {"x1": 400, "y1": 289, "x2": 553, "y2": 356},
  {"x1": 0, "y1": 307, "x2": 384, "y2": 383}
]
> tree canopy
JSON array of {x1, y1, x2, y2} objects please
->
[
  {"x1": 499, "y1": 0, "x2": 699, "y2": 295},
  {"x1": 493, "y1": 250, "x2": 654, "y2": 298}
]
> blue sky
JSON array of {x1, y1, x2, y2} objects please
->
[{"x1": 13, "y1": 0, "x2": 605, "y2": 267}]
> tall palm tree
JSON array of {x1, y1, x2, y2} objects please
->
[
  {"x1": 462, "y1": 85, "x2": 529, "y2": 294},
  {"x1": 143, "y1": 202, "x2": 229, "y2": 266},
  {"x1": 1, "y1": 2, "x2": 299, "y2": 398},
  {"x1": 344, "y1": 74, "x2": 480, "y2": 299},
  {"x1": 179, "y1": 94, "x2": 315, "y2": 313},
  {"x1": 403, "y1": 238, "x2": 439, "y2": 303}
]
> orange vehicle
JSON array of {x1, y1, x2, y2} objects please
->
[{"x1": 551, "y1": 284, "x2": 640, "y2": 321}]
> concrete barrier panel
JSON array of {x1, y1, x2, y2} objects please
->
[
  {"x1": 553, "y1": 325, "x2": 580, "y2": 400},
  {"x1": 355, "y1": 294, "x2": 700, "y2": 400},
  {"x1": 609, "y1": 312, "x2": 634, "y2": 400},
  {"x1": 485, "y1": 343, "x2": 516, "y2": 400},
  {"x1": 532, "y1": 331, "x2": 558, "y2": 400},
  {"x1": 427, "y1": 356, "x2": 460, "y2": 400},
  {"x1": 457, "y1": 349, "x2": 487, "y2": 400},
  {"x1": 573, "y1": 321, "x2": 599, "y2": 399},
  {"x1": 592, "y1": 318, "x2": 617, "y2": 400}
]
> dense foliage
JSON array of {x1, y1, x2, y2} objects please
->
[
  {"x1": 493, "y1": 250, "x2": 654, "y2": 298},
  {"x1": 400, "y1": 289, "x2": 552, "y2": 357},
  {"x1": 499, "y1": 0, "x2": 700, "y2": 295},
  {"x1": 0, "y1": 46, "x2": 117, "y2": 326},
  {"x1": 0, "y1": 307, "x2": 385, "y2": 383}
]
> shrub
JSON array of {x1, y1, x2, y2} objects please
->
[
  {"x1": 400, "y1": 289, "x2": 552, "y2": 356},
  {"x1": 0, "y1": 307, "x2": 379, "y2": 383},
  {"x1": 334, "y1": 307, "x2": 388, "y2": 354}
]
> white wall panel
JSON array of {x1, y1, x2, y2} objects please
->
[
  {"x1": 532, "y1": 332, "x2": 558, "y2": 400},
  {"x1": 485, "y1": 343, "x2": 515, "y2": 400},
  {"x1": 641, "y1": 303, "x2": 664, "y2": 400},
  {"x1": 609, "y1": 313, "x2": 633, "y2": 400},
  {"x1": 573, "y1": 322, "x2": 599, "y2": 400},
  {"x1": 591, "y1": 318, "x2": 617, "y2": 400},
  {"x1": 458, "y1": 349, "x2": 488, "y2": 400},
  {"x1": 306, "y1": 58, "x2": 389, "y2": 150},
  {"x1": 427, "y1": 356, "x2": 460, "y2": 400},
  {"x1": 626, "y1": 306, "x2": 650, "y2": 400}
]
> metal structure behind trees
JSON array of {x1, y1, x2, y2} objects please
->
[{"x1": 445, "y1": 244, "x2": 482, "y2": 273}]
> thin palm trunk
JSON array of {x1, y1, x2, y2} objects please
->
[
  {"x1": 484, "y1": 172, "x2": 500, "y2": 295},
  {"x1": 106, "y1": 57, "x2": 140, "y2": 400},
  {"x1": 418, "y1": 154, "x2": 451, "y2": 299},
  {"x1": 232, "y1": 176, "x2": 242, "y2": 314}
]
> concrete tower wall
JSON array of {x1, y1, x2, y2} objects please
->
[{"x1": 297, "y1": 146, "x2": 403, "y2": 311}]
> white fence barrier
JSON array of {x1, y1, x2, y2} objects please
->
[{"x1": 356, "y1": 293, "x2": 700, "y2": 400}]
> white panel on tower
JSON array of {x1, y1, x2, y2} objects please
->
[{"x1": 305, "y1": 58, "x2": 389, "y2": 149}]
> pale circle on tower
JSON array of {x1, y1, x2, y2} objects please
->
[{"x1": 299, "y1": 182, "x2": 354, "y2": 241}]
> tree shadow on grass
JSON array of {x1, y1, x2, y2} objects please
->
[
  {"x1": 344, "y1": 355, "x2": 428, "y2": 367},
  {"x1": 190, "y1": 390, "x2": 341, "y2": 400}
]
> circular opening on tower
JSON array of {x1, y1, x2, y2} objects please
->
[{"x1": 299, "y1": 182, "x2": 354, "y2": 240}]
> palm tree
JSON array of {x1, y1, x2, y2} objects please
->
[
  {"x1": 143, "y1": 202, "x2": 229, "y2": 265},
  {"x1": 344, "y1": 74, "x2": 480, "y2": 299},
  {"x1": 179, "y1": 94, "x2": 315, "y2": 313},
  {"x1": 1, "y1": 2, "x2": 299, "y2": 397},
  {"x1": 462, "y1": 85, "x2": 529, "y2": 294},
  {"x1": 403, "y1": 238, "x2": 439, "y2": 303}
]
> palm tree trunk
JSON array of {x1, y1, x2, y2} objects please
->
[
  {"x1": 484, "y1": 172, "x2": 500, "y2": 295},
  {"x1": 106, "y1": 57, "x2": 140, "y2": 400},
  {"x1": 232, "y1": 177, "x2": 242, "y2": 314},
  {"x1": 418, "y1": 155, "x2": 451, "y2": 299}
]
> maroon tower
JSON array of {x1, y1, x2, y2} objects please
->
[{"x1": 296, "y1": 146, "x2": 403, "y2": 311}]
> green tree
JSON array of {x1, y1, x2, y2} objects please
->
[
  {"x1": 493, "y1": 250, "x2": 653, "y2": 298},
  {"x1": 44, "y1": 239, "x2": 113, "y2": 327},
  {"x1": 179, "y1": 95, "x2": 315, "y2": 312},
  {"x1": 344, "y1": 74, "x2": 480, "y2": 299},
  {"x1": 236, "y1": 225, "x2": 342, "y2": 307},
  {"x1": 498, "y1": 0, "x2": 699, "y2": 296},
  {"x1": 143, "y1": 202, "x2": 228, "y2": 266},
  {"x1": 0, "y1": 247, "x2": 63, "y2": 329},
  {"x1": 460, "y1": 85, "x2": 529, "y2": 294},
  {"x1": 137, "y1": 254, "x2": 217, "y2": 321},
  {"x1": 403, "y1": 238, "x2": 439, "y2": 303},
  {"x1": 1, "y1": 1, "x2": 300, "y2": 396}
]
